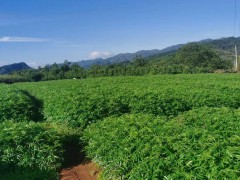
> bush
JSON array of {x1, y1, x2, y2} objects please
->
[
  {"x1": 0, "y1": 167, "x2": 57, "y2": 180},
  {"x1": 83, "y1": 114, "x2": 166, "y2": 179},
  {"x1": 83, "y1": 108, "x2": 240, "y2": 179},
  {"x1": 0, "y1": 122, "x2": 63, "y2": 179},
  {"x1": 0, "y1": 75, "x2": 28, "y2": 84},
  {"x1": 13, "y1": 75, "x2": 240, "y2": 129},
  {"x1": 0, "y1": 87, "x2": 43, "y2": 122}
]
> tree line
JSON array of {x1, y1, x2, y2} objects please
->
[{"x1": 10, "y1": 43, "x2": 233, "y2": 82}]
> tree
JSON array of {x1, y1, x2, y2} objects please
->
[
  {"x1": 132, "y1": 56, "x2": 148, "y2": 67},
  {"x1": 61, "y1": 60, "x2": 71, "y2": 72},
  {"x1": 67, "y1": 64, "x2": 86, "y2": 78},
  {"x1": 175, "y1": 43, "x2": 228, "y2": 71}
]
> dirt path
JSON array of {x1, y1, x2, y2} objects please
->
[{"x1": 60, "y1": 161, "x2": 100, "y2": 180}]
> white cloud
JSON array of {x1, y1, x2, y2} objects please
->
[
  {"x1": 26, "y1": 61, "x2": 41, "y2": 68},
  {"x1": 89, "y1": 51, "x2": 114, "y2": 59},
  {"x1": 0, "y1": 36, "x2": 48, "y2": 42}
]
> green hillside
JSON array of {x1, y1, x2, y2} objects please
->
[
  {"x1": 0, "y1": 62, "x2": 31, "y2": 75},
  {"x1": 2, "y1": 37, "x2": 240, "y2": 84},
  {"x1": 147, "y1": 37, "x2": 239, "y2": 67}
]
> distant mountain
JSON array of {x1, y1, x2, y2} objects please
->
[
  {"x1": 75, "y1": 44, "x2": 185, "y2": 68},
  {"x1": 146, "y1": 37, "x2": 240, "y2": 65},
  {"x1": 2, "y1": 37, "x2": 239, "y2": 71},
  {"x1": 203, "y1": 37, "x2": 240, "y2": 52},
  {"x1": 75, "y1": 37, "x2": 240, "y2": 68},
  {"x1": 0, "y1": 62, "x2": 31, "y2": 75}
]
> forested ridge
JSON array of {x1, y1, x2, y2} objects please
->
[
  {"x1": 1, "y1": 42, "x2": 237, "y2": 83},
  {"x1": 1, "y1": 37, "x2": 240, "y2": 83}
]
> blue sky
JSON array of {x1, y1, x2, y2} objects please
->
[{"x1": 0, "y1": 0, "x2": 238, "y2": 67}]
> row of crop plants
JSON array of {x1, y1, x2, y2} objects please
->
[
  {"x1": 0, "y1": 74, "x2": 240, "y2": 179},
  {"x1": 0, "y1": 85, "x2": 82, "y2": 179},
  {"x1": 83, "y1": 108, "x2": 240, "y2": 179},
  {"x1": 13, "y1": 74, "x2": 240, "y2": 128}
]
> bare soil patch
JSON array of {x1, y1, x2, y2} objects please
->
[{"x1": 60, "y1": 161, "x2": 100, "y2": 180}]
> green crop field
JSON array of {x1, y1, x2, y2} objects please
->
[{"x1": 0, "y1": 74, "x2": 240, "y2": 179}]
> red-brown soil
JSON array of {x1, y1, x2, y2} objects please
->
[{"x1": 60, "y1": 161, "x2": 100, "y2": 180}]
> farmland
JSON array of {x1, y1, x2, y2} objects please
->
[{"x1": 0, "y1": 74, "x2": 240, "y2": 179}]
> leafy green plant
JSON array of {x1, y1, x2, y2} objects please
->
[
  {"x1": 83, "y1": 108, "x2": 240, "y2": 179},
  {"x1": 9, "y1": 74, "x2": 240, "y2": 128},
  {"x1": 0, "y1": 74, "x2": 239, "y2": 179},
  {"x1": 0, "y1": 86, "x2": 43, "y2": 122},
  {"x1": 0, "y1": 75, "x2": 28, "y2": 84},
  {"x1": 0, "y1": 121, "x2": 63, "y2": 179},
  {"x1": 0, "y1": 167, "x2": 57, "y2": 180}
]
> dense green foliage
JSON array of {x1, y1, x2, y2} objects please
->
[
  {"x1": 11, "y1": 74, "x2": 240, "y2": 128},
  {"x1": 0, "y1": 122, "x2": 63, "y2": 179},
  {"x1": 0, "y1": 121, "x2": 82, "y2": 179},
  {"x1": 0, "y1": 75, "x2": 28, "y2": 84},
  {"x1": 0, "y1": 86, "x2": 43, "y2": 122},
  {"x1": 13, "y1": 61, "x2": 87, "y2": 82},
  {"x1": 1, "y1": 74, "x2": 240, "y2": 179},
  {"x1": 83, "y1": 108, "x2": 240, "y2": 179},
  {"x1": 7, "y1": 44, "x2": 233, "y2": 83},
  {"x1": 0, "y1": 169, "x2": 57, "y2": 180},
  {"x1": 175, "y1": 43, "x2": 230, "y2": 71}
]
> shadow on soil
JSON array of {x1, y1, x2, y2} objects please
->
[
  {"x1": 62, "y1": 136, "x2": 87, "y2": 168},
  {"x1": 20, "y1": 91, "x2": 86, "y2": 169}
]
